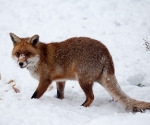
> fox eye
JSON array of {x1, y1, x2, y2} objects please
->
[
  {"x1": 26, "y1": 52, "x2": 31, "y2": 56},
  {"x1": 16, "y1": 52, "x2": 20, "y2": 57}
]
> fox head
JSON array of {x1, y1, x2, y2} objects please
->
[{"x1": 9, "y1": 33, "x2": 40, "y2": 68}]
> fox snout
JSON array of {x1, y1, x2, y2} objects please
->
[
  {"x1": 19, "y1": 62, "x2": 23, "y2": 67},
  {"x1": 18, "y1": 60, "x2": 28, "y2": 68},
  {"x1": 17, "y1": 55, "x2": 39, "y2": 68},
  {"x1": 18, "y1": 61, "x2": 27, "y2": 68},
  {"x1": 17, "y1": 54, "x2": 28, "y2": 68}
]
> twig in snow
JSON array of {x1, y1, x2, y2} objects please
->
[
  {"x1": 7, "y1": 80, "x2": 14, "y2": 84},
  {"x1": 48, "y1": 84, "x2": 53, "y2": 91},
  {"x1": 143, "y1": 37, "x2": 150, "y2": 51},
  {"x1": 12, "y1": 84, "x2": 20, "y2": 93},
  {"x1": 6, "y1": 80, "x2": 20, "y2": 93}
]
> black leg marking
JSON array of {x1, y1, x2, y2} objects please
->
[
  {"x1": 31, "y1": 91, "x2": 38, "y2": 99},
  {"x1": 57, "y1": 89, "x2": 61, "y2": 99}
]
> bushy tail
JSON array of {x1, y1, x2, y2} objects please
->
[{"x1": 99, "y1": 72, "x2": 150, "y2": 112}]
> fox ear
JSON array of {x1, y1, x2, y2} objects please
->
[
  {"x1": 29, "y1": 35, "x2": 39, "y2": 46},
  {"x1": 9, "y1": 32, "x2": 21, "y2": 46}
]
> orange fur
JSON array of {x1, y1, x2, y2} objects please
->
[{"x1": 10, "y1": 33, "x2": 150, "y2": 112}]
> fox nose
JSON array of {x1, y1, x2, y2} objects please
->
[{"x1": 19, "y1": 62, "x2": 23, "y2": 67}]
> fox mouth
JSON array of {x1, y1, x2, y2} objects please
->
[{"x1": 20, "y1": 65, "x2": 27, "y2": 68}]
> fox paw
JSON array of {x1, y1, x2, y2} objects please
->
[{"x1": 126, "y1": 101, "x2": 150, "y2": 112}]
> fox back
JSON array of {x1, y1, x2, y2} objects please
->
[{"x1": 47, "y1": 37, "x2": 114, "y2": 81}]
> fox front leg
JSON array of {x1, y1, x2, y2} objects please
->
[
  {"x1": 56, "y1": 81, "x2": 66, "y2": 99},
  {"x1": 31, "y1": 79, "x2": 51, "y2": 99}
]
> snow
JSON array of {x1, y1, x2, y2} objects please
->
[{"x1": 0, "y1": 0, "x2": 150, "y2": 124}]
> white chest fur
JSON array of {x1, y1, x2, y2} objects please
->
[{"x1": 26, "y1": 55, "x2": 40, "y2": 80}]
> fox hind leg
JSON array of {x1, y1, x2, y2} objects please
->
[{"x1": 78, "y1": 79, "x2": 94, "y2": 107}]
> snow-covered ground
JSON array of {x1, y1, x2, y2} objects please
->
[{"x1": 0, "y1": 0, "x2": 150, "y2": 125}]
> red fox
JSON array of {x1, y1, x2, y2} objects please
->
[{"x1": 10, "y1": 32, "x2": 150, "y2": 112}]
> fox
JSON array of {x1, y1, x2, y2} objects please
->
[{"x1": 9, "y1": 32, "x2": 150, "y2": 112}]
